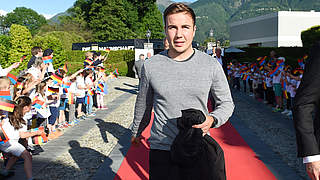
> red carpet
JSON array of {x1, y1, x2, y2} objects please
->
[{"x1": 115, "y1": 109, "x2": 276, "y2": 179}]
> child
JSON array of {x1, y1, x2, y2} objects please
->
[
  {"x1": 76, "y1": 71, "x2": 87, "y2": 119},
  {"x1": 96, "y1": 66, "x2": 109, "y2": 109},
  {"x1": 46, "y1": 77, "x2": 61, "y2": 136},
  {"x1": 0, "y1": 96, "x2": 43, "y2": 180},
  {"x1": 85, "y1": 69, "x2": 97, "y2": 116}
]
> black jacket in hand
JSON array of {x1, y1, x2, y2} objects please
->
[{"x1": 171, "y1": 109, "x2": 226, "y2": 180}]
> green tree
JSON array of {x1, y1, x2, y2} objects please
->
[
  {"x1": 8, "y1": 24, "x2": 32, "y2": 73},
  {"x1": 301, "y1": 25, "x2": 320, "y2": 50},
  {"x1": 4, "y1": 7, "x2": 47, "y2": 35},
  {"x1": 0, "y1": 35, "x2": 11, "y2": 67},
  {"x1": 68, "y1": 0, "x2": 164, "y2": 41},
  {"x1": 36, "y1": 31, "x2": 85, "y2": 50}
]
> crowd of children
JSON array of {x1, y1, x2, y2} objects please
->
[
  {"x1": 227, "y1": 50, "x2": 306, "y2": 118},
  {"x1": 0, "y1": 47, "x2": 110, "y2": 179}
]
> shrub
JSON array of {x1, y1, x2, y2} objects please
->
[{"x1": 301, "y1": 25, "x2": 320, "y2": 50}]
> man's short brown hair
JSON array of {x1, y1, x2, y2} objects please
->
[
  {"x1": 163, "y1": 3, "x2": 196, "y2": 27},
  {"x1": 31, "y1": 46, "x2": 42, "y2": 56}
]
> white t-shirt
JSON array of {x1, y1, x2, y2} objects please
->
[
  {"x1": 85, "y1": 76, "x2": 94, "y2": 87},
  {"x1": 272, "y1": 73, "x2": 281, "y2": 84},
  {"x1": 27, "y1": 67, "x2": 41, "y2": 80},
  {"x1": 290, "y1": 79, "x2": 297, "y2": 97},
  {"x1": 47, "y1": 63, "x2": 55, "y2": 73},
  {"x1": 1, "y1": 118, "x2": 27, "y2": 142},
  {"x1": 0, "y1": 65, "x2": 9, "y2": 77},
  {"x1": 266, "y1": 77, "x2": 272, "y2": 87},
  {"x1": 76, "y1": 76, "x2": 86, "y2": 98}
]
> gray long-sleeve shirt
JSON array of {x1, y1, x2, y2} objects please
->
[{"x1": 132, "y1": 49, "x2": 234, "y2": 151}]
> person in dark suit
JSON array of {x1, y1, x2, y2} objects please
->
[
  {"x1": 214, "y1": 47, "x2": 227, "y2": 77},
  {"x1": 293, "y1": 40, "x2": 320, "y2": 180}
]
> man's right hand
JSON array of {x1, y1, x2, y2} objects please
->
[
  {"x1": 306, "y1": 161, "x2": 320, "y2": 180},
  {"x1": 131, "y1": 136, "x2": 141, "y2": 147}
]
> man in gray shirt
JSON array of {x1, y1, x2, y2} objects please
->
[{"x1": 131, "y1": 3, "x2": 234, "y2": 179}]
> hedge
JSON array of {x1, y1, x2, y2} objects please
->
[
  {"x1": 301, "y1": 25, "x2": 320, "y2": 50},
  {"x1": 65, "y1": 50, "x2": 135, "y2": 77}
]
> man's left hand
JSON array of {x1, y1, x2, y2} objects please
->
[{"x1": 192, "y1": 116, "x2": 215, "y2": 136}]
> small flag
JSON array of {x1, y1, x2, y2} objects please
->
[
  {"x1": 0, "y1": 126, "x2": 9, "y2": 144},
  {"x1": 113, "y1": 68, "x2": 119, "y2": 78},
  {"x1": 0, "y1": 91, "x2": 11, "y2": 100},
  {"x1": 32, "y1": 97, "x2": 45, "y2": 109},
  {"x1": 105, "y1": 48, "x2": 110, "y2": 53},
  {"x1": 0, "y1": 97, "x2": 15, "y2": 112},
  {"x1": 15, "y1": 82, "x2": 23, "y2": 89},
  {"x1": 293, "y1": 69, "x2": 304, "y2": 75},
  {"x1": 63, "y1": 88, "x2": 68, "y2": 93},
  {"x1": 31, "y1": 127, "x2": 48, "y2": 145},
  {"x1": 20, "y1": 55, "x2": 27, "y2": 63},
  {"x1": 50, "y1": 73, "x2": 63, "y2": 84},
  {"x1": 269, "y1": 66, "x2": 280, "y2": 77},
  {"x1": 61, "y1": 81, "x2": 71, "y2": 89},
  {"x1": 85, "y1": 95, "x2": 90, "y2": 105},
  {"x1": 63, "y1": 63, "x2": 68, "y2": 73},
  {"x1": 298, "y1": 58, "x2": 304, "y2": 67},
  {"x1": 99, "y1": 67, "x2": 105, "y2": 73},
  {"x1": 84, "y1": 59, "x2": 93, "y2": 65},
  {"x1": 283, "y1": 90, "x2": 288, "y2": 99},
  {"x1": 258, "y1": 56, "x2": 267, "y2": 66},
  {"x1": 7, "y1": 73, "x2": 17, "y2": 85},
  {"x1": 303, "y1": 55, "x2": 308, "y2": 60},
  {"x1": 276, "y1": 59, "x2": 285, "y2": 66},
  {"x1": 42, "y1": 56, "x2": 53, "y2": 64},
  {"x1": 97, "y1": 83, "x2": 104, "y2": 92},
  {"x1": 48, "y1": 86, "x2": 59, "y2": 94},
  {"x1": 88, "y1": 89, "x2": 94, "y2": 96},
  {"x1": 68, "y1": 93, "x2": 74, "y2": 105}
]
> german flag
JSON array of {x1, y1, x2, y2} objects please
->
[
  {"x1": 48, "y1": 86, "x2": 59, "y2": 94},
  {"x1": 42, "y1": 56, "x2": 53, "y2": 64},
  {"x1": 7, "y1": 73, "x2": 17, "y2": 85},
  {"x1": 88, "y1": 88, "x2": 94, "y2": 96},
  {"x1": 50, "y1": 73, "x2": 63, "y2": 84},
  {"x1": 99, "y1": 67, "x2": 105, "y2": 73},
  {"x1": 0, "y1": 97, "x2": 15, "y2": 112},
  {"x1": 84, "y1": 59, "x2": 93, "y2": 65},
  {"x1": 0, "y1": 126, "x2": 9, "y2": 144},
  {"x1": 0, "y1": 91, "x2": 11, "y2": 100},
  {"x1": 105, "y1": 48, "x2": 111, "y2": 53}
]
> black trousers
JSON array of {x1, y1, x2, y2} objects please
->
[{"x1": 149, "y1": 149, "x2": 179, "y2": 180}]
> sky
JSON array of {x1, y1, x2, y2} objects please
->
[{"x1": 0, "y1": 0, "x2": 197, "y2": 19}]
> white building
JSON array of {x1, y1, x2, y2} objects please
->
[{"x1": 229, "y1": 11, "x2": 320, "y2": 47}]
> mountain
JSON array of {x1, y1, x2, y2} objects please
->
[
  {"x1": 157, "y1": 0, "x2": 320, "y2": 43},
  {"x1": 48, "y1": 12, "x2": 70, "y2": 24}
]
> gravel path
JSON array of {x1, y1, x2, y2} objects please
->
[{"x1": 35, "y1": 77, "x2": 138, "y2": 180}]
